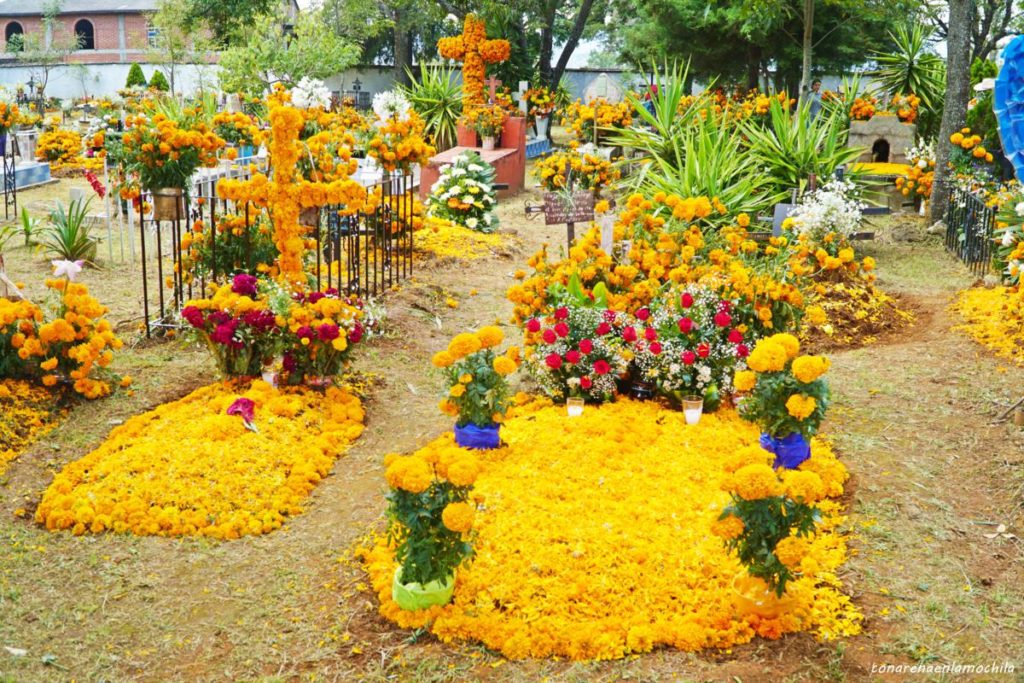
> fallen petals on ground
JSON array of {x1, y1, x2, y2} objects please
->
[
  {"x1": 360, "y1": 398, "x2": 861, "y2": 660},
  {"x1": 0, "y1": 380, "x2": 63, "y2": 476},
  {"x1": 953, "y1": 286, "x2": 1024, "y2": 364},
  {"x1": 35, "y1": 379, "x2": 365, "y2": 539}
]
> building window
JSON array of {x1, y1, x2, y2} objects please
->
[
  {"x1": 4, "y1": 21, "x2": 24, "y2": 50},
  {"x1": 147, "y1": 27, "x2": 160, "y2": 46},
  {"x1": 74, "y1": 19, "x2": 95, "y2": 50}
]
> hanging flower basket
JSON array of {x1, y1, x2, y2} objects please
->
[
  {"x1": 151, "y1": 187, "x2": 185, "y2": 221},
  {"x1": 392, "y1": 566, "x2": 456, "y2": 611},
  {"x1": 454, "y1": 422, "x2": 500, "y2": 449},
  {"x1": 759, "y1": 431, "x2": 811, "y2": 469}
]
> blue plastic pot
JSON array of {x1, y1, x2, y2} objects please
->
[
  {"x1": 239, "y1": 144, "x2": 255, "y2": 159},
  {"x1": 454, "y1": 422, "x2": 500, "y2": 449},
  {"x1": 0, "y1": 134, "x2": 6, "y2": 156},
  {"x1": 759, "y1": 432, "x2": 811, "y2": 470}
]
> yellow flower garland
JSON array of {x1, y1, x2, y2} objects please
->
[
  {"x1": 36, "y1": 380, "x2": 365, "y2": 539},
  {"x1": 359, "y1": 398, "x2": 861, "y2": 659}
]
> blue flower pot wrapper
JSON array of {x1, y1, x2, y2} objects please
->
[
  {"x1": 759, "y1": 431, "x2": 811, "y2": 469},
  {"x1": 392, "y1": 567, "x2": 456, "y2": 611},
  {"x1": 454, "y1": 422, "x2": 501, "y2": 449}
]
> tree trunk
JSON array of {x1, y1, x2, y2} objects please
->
[
  {"x1": 746, "y1": 45, "x2": 762, "y2": 91},
  {"x1": 799, "y1": 0, "x2": 814, "y2": 95},
  {"x1": 930, "y1": 0, "x2": 973, "y2": 224},
  {"x1": 538, "y1": 2, "x2": 556, "y2": 88},
  {"x1": 550, "y1": 0, "x2": 597, "y2": 91},
  {"x1": 393, "y1": 10, "x2": 410, "y2": 86}
]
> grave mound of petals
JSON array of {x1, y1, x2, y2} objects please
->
[
  {"x1": 360, "y1": 398, "x2": 861, "y2": 660},
  {"x1": 953, "y1": 286, "x2": 1024, "y2": 364},
  {"x1": 35, "y1": 380, "x2": 365, "y2": 539},
  {"x1": 0, "y1": 380, "x2": 64, "y2": 476}
]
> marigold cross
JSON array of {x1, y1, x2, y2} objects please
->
[
  {"x1": 217, "y1": 101, "x2": 370, "y2": 287},
  {"x1": 437, "y1": 14, "x2": 510, "y2": 108}
]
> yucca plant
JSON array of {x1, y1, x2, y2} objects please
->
[
  {"x1": 41, "y1": 197, "x2": 98, "y2": 264},
  {"x1": 403, "y1": 64, "x2": 462, "y2": 151},
  {"x1": 742, "y1": 97, "x2": 864, "y2": 197},
  {"x1": 871, "y1": 24, "x2": 945, "y2": 137}
]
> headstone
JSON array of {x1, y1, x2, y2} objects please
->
[
  {"x1": 484, "y1": 76, "x2": 502, "y2": 104},
  {"x1": 582, "y1": 73, "x2": 625, "y2": 103},
  {"x1": 599, "y1": 213, "x2": 615, "y2": 254},
  {"x1": 516, "y1": 80, "x2": 529, "y2": 121},
  {"x1": 543, "y1": 191, "x2": 594, "y2": 225}
]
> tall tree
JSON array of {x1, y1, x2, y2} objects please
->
[
  {"x1": 925, "y1": 0, "x2": 1022, "y2": 63},
  {"x1": 930, "y1": 0, "x2": 973, "y2": 223},
  {"x1": 146, "y1": 0, "x2": 210, "y2": 96},
  {"x1": 184, "y1": 0, "x2": 277, "y2": 46},
  {"x1": 218, "y1": 11, "x2": 360, "y2": 96}
]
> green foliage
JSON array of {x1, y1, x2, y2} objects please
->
[
  {"x1": 387, "y1": 479, "x2": 475, "y2": 586},
  {"x1": 218, "y1": 11, "x2": 360, "y2": 96},
  {"x1": 19, "y1": 207, "x2": 41, "y2": 247},
  {"x1": 183, "y1": 0, "x2": 276, "y2": 46},
  {"x1": 967, "y1": 58, "x2": 999, "y2": 148},
  {"x1": 148, "y1": 69, "x2": 170, "y2": 92},
  {"x1": 610, "y1": 65, "x2": 785, "y2": 220},
  {"x1": 125, "y1": 63, "x2": 147, "y2": 88},
  {"x1": 721, "y1": 495, "x2": 820, "y2": 595},
  {"x1": 439, "y1": 347, "x2": 511, "y2": 428},
  {"x1": 0, "y1": 223, "x2": 17, "y2": 254},
  {"x1": 402, "y1": 64, "x2": 462, "y2": 152},
  {"x1": 742, "y1": 97, "x2": 863, "y2": 196},
  {"x1": 870, "y1": 23, "x2": 946, "y2": 138},
  {"x1": 41, "y1": 198, "x2": 98, "y2": 264}
]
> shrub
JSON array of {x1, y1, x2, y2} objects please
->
[
  {"x1": 125, "y1": 63, "x2": 147, "y2": 88},
  {"x1": 148, "y1": 69, "x2": 170, "y2": 92},
  {"x1": 402, "y1": 64, "x2": 462, "y2": 151},
  {"x1": 40, "y1": 198, "x2": 98, "y2": 264}
]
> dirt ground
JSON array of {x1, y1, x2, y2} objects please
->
[{"x1": 0, "y1": 176, "x2": 1022, "y2": 683}]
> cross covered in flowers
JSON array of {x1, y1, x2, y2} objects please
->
[
  {"x1": 217, "y1": 100, "x2": 369, "y2": 287},
  {"x1": 438, "y1": 14, "x2": 511, "y2": 108}
]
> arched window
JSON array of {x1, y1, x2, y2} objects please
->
[
  {"x1": 5, "y1": 21, "x2": 24, "y2": 50},
  {"x1": 74, "y1": 19, "x2": 95, "y2": 50}
]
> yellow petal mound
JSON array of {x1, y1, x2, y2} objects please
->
[
  {"x1": 359, "y1": 399, "x2": 861, "y2": 660},
  {"x1": 35, "y1": 380, "x2": 365, "y2": 539},
  {"x1": 953, "y1": 286, "x2": 1024, "y2": 364},
  {"x1": 0, "y1": 379, "x2": 63, "y2": 475}
]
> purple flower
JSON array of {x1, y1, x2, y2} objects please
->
[
  {"x1": 307, "y1": 291, "x2": 326, "y2": 304},
  {"x1": 231, "y1": 273, "x2": 259, "y2": 297},
  {"x1": 282, "y1": 352, "x2": 296, "y2": 372},
  {"x1": 207, "y1": 311, "x2": 230, "y2": 326},
  {"x1": 181, "y1": 306, "x2": 204, "y2": 328},
  {"x1": 227, "y1": 397, "x2": 257, "y2": 432},
  {"x1": 243, "y1": 309, "x2": 277, "y2": 332}
]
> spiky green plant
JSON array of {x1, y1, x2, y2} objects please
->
[
  {"x1": 402, "y1": 64, "x2": 462, "y2": 152},
  {"x1": 41, "y1": 197, "x2": 98, "y2": 264},
  {"x1": 871, "y1": 24, "x2": 945, "y2": 136}
]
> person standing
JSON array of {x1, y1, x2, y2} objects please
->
[{"x1": 807, "y1": 79, "x2": 823, "y2": 119}]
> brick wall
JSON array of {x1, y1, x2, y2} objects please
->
[{"x1": 2, "y1": 12, "x2": 152, "y2": 64}]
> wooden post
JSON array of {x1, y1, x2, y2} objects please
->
[{"x1": 565, "y1": 159, "x2": 575, "y2": 249}]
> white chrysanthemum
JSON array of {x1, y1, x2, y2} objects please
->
[
  {"x1": 466, "y1": 218, "x2": 479, "y2": 229},
  {"x1": 292, "y1": 77, "x2": 332, "y2": 110},
  {"x1": 788, "y1": 179, "x2": 864, "y2": 238},
  {"x1": 462, "y1": 195, "x2": 475, "y2": 204},
  {"x1": 1002, "y1": 230, "x2": 1017, "y2": 247},
  {"x1": 1015, "y1": 202, "x2": 1024, "y2": 217},
  {"x1": 372, "y1": 90, "x2": 412, "y2": 122}
]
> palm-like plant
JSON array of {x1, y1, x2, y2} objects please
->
[
  {"x1": 742, "y1": 97, "x2": 864, "y2": 197},
  {"x1": 402, "y1": 64, "x2": 462, "y2": 152},
  {"x1": 871, "y1": 24, "x2": 946, "y2": 118},
  {"x1": 41, "y1": 197, "x2": 98, "y2": 264}
]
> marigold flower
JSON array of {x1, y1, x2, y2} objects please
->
[
  {"x1": 774, "y1": 535, "x2": 808, "y2": 569},
  {"x1": 448, "y1": 333, "x2": 482, "y2": 359},
  {"x1": 710, "y1": 514, "x2": 745, "y2": 539},
  {"x1": 729, "y1": 463, "x2": 783, "y2": 500},
  {"x1": 733, "y1": 370, "x2": 756, "y2": 392},
  {"x1": 746, "y1": 340, "x2": 787, "y2": 373},
  {"x1": 781, "y1": 469, "x2": 826, "y2": 503},
  {"x1": 790, "y1": 356, "x2": 830, "y2": 384},
  {"x1": 432, "y1": 350, "x2": 455, "y2": 368},
  {"x1": 785, "y1": 394, "x2": 817, "y2": 420},
  {"x1": 493, "y1": 355, "x2": 517, "y2": 376},
  {"x1": 441, "y1": 501, "x2": 475, "y2": 533},
  {"x1": 767, "y1": 333, "x2": 800, "y2": 359},
  {"x1": 476, "y1": 325, "x2": 504, "y2": 348}
]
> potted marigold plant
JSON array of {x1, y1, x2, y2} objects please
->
[
  {"x1": 714, "y1": 444, "x2": 828, "y2": 604},
  {"x1": 121, "y1": 111, "x2": 224, "y2": 220},
  {"x1": 385, "y1": 444, "x2": 481, "y2": 610},
  {"x1": 732, "y1": 334, "x2": 830, "y2": 469},
  {"x1": 431, "y1": 325, "x2": 519, "y2": 449},
  {"x1": 460, "y1": 104, "x2": 506, "y2": 150}
]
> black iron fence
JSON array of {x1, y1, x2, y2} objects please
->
[
  {"x1": 138, "y1": 173, "x2": 415, "y2": 337},
  {"x1": 945, "y1": 186, "x2": 995, "y2": 277}
]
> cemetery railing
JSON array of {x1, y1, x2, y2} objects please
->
[
  {"x1": 944, "y1": 186, "x2": 995, "y2": 277},
  {"x1": 137, "y1": 172, "x2": 415, "y2": 338}
]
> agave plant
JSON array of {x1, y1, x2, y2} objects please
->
[
  {"x1": 41, "y1": 197, "x2": 99, "y2": 264},
  {"x1": 742, "y1": 97, "x2": 864, "y2": 197},
  {"x1": 402, "y1": 64, "x2": 462, "y2": 152}
]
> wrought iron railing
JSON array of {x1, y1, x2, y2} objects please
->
[
  {"x1": 137, "y1": 173, "x2": 415, "y2": 337},
  {"x1": 945, "y1": 186, "x2": 995, "y2": 276}
]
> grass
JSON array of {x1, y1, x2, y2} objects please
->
[{"x1": 1, "y1": 178, "x2": 1023, "y2": 680}]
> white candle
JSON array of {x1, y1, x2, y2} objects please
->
[
  {"x1": 684, "y1": 406, "x2": 702, "y2": 425},
  {"x1": 567, "y1": 398, "x2": 584, "y2": 417}
]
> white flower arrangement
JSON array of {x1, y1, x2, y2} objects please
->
[
  {"x1": 292, "y1": 77, "x2": 332, "y2": 111},
  {"x1": 788, "y1": 179, "x2": 865, "y2": 238},
  {"x1": 372, "y1": 90, "x2": 412, "y2": 124},
  {"x1": 426, "y1": 151, "x2": 499, "y2": 233}
]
